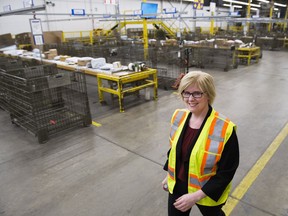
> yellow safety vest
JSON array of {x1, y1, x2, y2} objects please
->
[{"x1": 167, "y1": 108, "x2": 236, "y2": 206}]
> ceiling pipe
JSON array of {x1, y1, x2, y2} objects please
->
[{"x1": 0, "y1": 5, "x2": 46, "y2": 17}]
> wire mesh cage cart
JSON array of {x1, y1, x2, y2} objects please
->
[
  {"x1": 0, "y1": 64, "x2": 92, "y2": 143},
  {"x1": 184, "y1": 46, "x2": 238, "y2": 72}
]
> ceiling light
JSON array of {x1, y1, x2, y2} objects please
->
[
  {"x1": 274, "y1": 2, "x2": 286, "y2": 7},
  {"x1": 223, "y1": 0, "x2": 260, "y2": 7},
  {"x1": 223, "y1": 3, "x2": 243, "y2": 8},
  {"x1": 223, "y1": 3, "x2": 232, "y2": 7},
  {"x1": 256, "y1": 0, "x2": 269, "y2": 3}
]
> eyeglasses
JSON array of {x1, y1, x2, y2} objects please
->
[{"x1": 181, "y1": 91, "x2": 205, "y2": 99}]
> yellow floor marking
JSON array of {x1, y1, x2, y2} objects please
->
[
  {"x1": 224, "y1": 122, "x2": 288, "y2": 215},
  {"x1": 92, "y1": 121, "x2": 102, "y2": 127}
]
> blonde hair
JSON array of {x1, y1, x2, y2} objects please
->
[{"x1": 178, "y1": 71, "x2": 216, "y2": 105}]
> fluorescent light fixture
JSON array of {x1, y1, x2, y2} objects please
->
[
  {"x1": 223, "y1": 0, "x2": 260, "y2": 7},
  {"x1": 186, "y1": 0, "x2": 286, "y2": 8},
  {"x1": 273, "y1": 7, "x2": 279, "y2": 11},
  {"x1": 274, "y1": 2, "x2": 286, "y2": 7},
  {"x1": 256, "y1": 0, "x2": 269, "y2": 3},
  {"x1": 256, "y1": 0, "x2": 286, "y2": 8},
  {"x1": 223, "y1": 3, "x2": 243, "y2": 8},
  {"x1": 250, "y1": 7, "x2": 259, "y2": 11}
]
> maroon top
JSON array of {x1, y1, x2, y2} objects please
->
[{"x1": 177, "y1": 126, "x2": 199, "y2": 182}]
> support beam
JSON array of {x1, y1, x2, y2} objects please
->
[
  {"x1": 283, "y1": 1, "x2": 288, "y2": 31},
  {"x1": 247, "y1": 0, "x2": 251, "y2": 33},
  {"x1": 210, "y1": 11, "x2": 215, "y2": 35},
  {"x1": 142, "y1": 0, "x2": 149, "y2": 60},
  {"x1": 268, "y1": 1, "x2": 274, "y2": 32}
]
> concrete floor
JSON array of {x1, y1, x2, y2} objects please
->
[{"x1": 0, "y1": 50, "x2": 288, "y2": 216}]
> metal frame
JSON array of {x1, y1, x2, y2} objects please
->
[
  {"x1": 97, "y1": 69, "x2": 158, "y2": 112},
  {"x1": 0, "y1": 62, "x2": 92, "y2": 143},
  {"x1": 237, "y1": 47, "x2": 261, "y2": 65}
]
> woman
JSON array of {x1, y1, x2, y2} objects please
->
[{"x1": 162, "y1": 71, "x2": 239, "y2": 216}]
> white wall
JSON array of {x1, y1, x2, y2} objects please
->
[{"x1": 0, "y1": 0, "x2": 229, "y2": 36}]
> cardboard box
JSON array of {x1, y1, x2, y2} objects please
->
[
  {"x1": 60, "y1": 55, "x2": 71, "y2": 62},
  {"x1": 43, "y1": 31, "x2": 63, "y2": 44},
  {"x1": 44, "y1": 49, "x2": 58, "y2": 60},
  {"x1": 0, "y1": 33, "x2": 15, "y2": 48},
  {"x1": 15, "y1": 31, "x2": 63, "y2": 48},
  {"x1": 47, "y1": 54, "x2": 57, "y2": 60},
  {"x1": 15, "y1": 32, "x2": 33, "y2": 45},
  {"x1": 49, "y1": 49, "x2": 58, "y2": 55},
  {"x1": 77, "y1": 59, "x2": 91, "y2": 66},
  {"x1": 77, "y1": 57, "x2": 93, "y2": 66}
]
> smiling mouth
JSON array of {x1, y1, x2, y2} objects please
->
[{"x1": 188, "y1": 103, "x2": 198, "y2": 107}]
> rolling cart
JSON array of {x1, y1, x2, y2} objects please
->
[{"x1": 0, "y1": 64, "x2": 91, "y2": 143}]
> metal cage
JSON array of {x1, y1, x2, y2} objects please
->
[{"x1": 0, "y1": 64, "x2": 91, "y2": 143}]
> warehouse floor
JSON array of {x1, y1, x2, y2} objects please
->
[{"x1": 0, "y1": 50, "x2": 288, "y2": 216}]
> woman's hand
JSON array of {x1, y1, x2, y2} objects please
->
[
  {"x1": 161, "y1": 175, "x2": 168, "y2": 191},
  {"x1": 173, "y1": 190, "x2": 206, "y2": 212}
]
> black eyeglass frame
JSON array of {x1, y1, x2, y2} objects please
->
[{"x1": 181, "y1": 91, "x2": 205, "y2": 99}]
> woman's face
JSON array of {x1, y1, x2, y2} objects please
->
[{"x1": 182, "y1": 84, "x2": 209, "y2": 115}]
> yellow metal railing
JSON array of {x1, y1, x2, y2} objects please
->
[
  {"x1": 62, "y1": 30, "x2": 94, "y2": 44},
  {"x1": 61, "y1": 20, "x2": 178, "y2": 45},
  {"x1": 229, "y1": 26, "x2": 244, "y2": 32},
  {"x1": 153, "y1": 21, "x2": 177, "y2": 38},
  {"x1": 200, "y1": 27, "x2": 218, "y2": 34}
]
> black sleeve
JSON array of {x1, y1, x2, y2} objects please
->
[
  {"x1": 201, "y1": 129, "x2": 239, "y2": 202},
  {"x1": 163, "y1": 149, "x2": 171, "y2": 171}
]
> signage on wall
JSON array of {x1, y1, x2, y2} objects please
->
[
  {"x1": 163, "y1": 8, "x2": 177, "y2": 14},
  {"x1": 104, "y1": 0, "x2": 119, "y2": 4},
  {"x1": 210, "y1": 2, "x2": 216, "y2": 12},
  {"x1": 193, "y1": 0, "x2": 204, "y2": 10},
  {"x1": 133, "y1": 10, "x2": 142, "y2": 16},
  {"x1": 23, "y1": 0, "x2": 34, "y2": 8},
  {"x1": 3, "y1": 5, "x2": 11, "y2": 11},
  {"x1": 29, "y1": 19, "x2": 44, "y2": 45},
  {"x1": 71, "y1": 9, "x2": 86, "y2": 16}
]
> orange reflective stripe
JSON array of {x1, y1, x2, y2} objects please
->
[
  {"x1": 206, "y1": 112, "x2": 219, "y2": 151},
  {"x1": 189, "y1": 174, "x2": 201, "y2": 189},
  {"x1": 189, "y1": 173, "x2": 210, "y2": 189},
  {"x1": 218, "y1": 118, "x2": 229, "y2": 154},
  {"x1": 169, "y1": 111, "x2": 179, "y2": 140},
  {"x1": 202, "y1": 114, "x2": 230, "y2": 175},
  {"x1": 168, "y1": 165, "x2": 175, "y2": 180},
  {"x1": 178, "y1": 113, "x2": 187, "y2": 129},
  {"x1": 170, "y1": 110, "x2": 187, "y2": 141},
  {"x1": 213, "y1": 119, "x2": 229, "y2": 171},
  {"x1": 201, "y1": 149, "x2": 208, "y2": 176},
  {"x1": 171, "y1": 110, "x2": 179, "y2": 124},
  {"x1": 201, "y1": 114, "x2": 218, "y2": 174}
]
